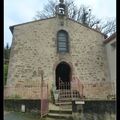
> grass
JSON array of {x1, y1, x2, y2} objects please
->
[{"x1": 4, "y1": 64, "x2": 8, "y2": 85}]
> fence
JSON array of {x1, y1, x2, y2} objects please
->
[
  {"x1": 58, "y1": 77, "x2": 84, "y2": 101},
  {"x1": 58, "y1": 77, "x2": 116, "y2": 101}
]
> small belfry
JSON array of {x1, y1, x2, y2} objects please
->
[{"x1": 55, "y1": 0, "x2": 68, "y2": 17}]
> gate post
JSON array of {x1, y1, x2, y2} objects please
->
[{"x1": 40, "y1": 70, "x2": 44, "y2": 118}]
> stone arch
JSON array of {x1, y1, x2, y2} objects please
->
[{"x1": 55, "y1": 61, "x2": 72, "y2": 89}]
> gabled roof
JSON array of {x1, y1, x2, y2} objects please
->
[
  {"x1": 104, "y1": 33, "x2": 116, "y2": 44},
  {"x1": 68, "y1": 18, "x2": 107, "y2": 38},
  {"x1": 9, "y1": 17, "x2": 56, "y2": 34},
  {"x1": 9, "y1": 16, "x2": 106, "y2": 38}
]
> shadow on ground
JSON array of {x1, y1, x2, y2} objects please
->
[
  {"x1": 4, "y1": 111, "x2": 66, "y2": 120},
  {"x1": 4, "y1": 111, "x2": 46, "y2": 120}
]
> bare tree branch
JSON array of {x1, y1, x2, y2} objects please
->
[
  {"x1": 33, "y1": 0, "x2": 116, "y2": 36},
  {"x1": 98, "y1": 18, "x2": 116, "y2": 36}
]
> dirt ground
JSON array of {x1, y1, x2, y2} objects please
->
[
  {"x1": 4, "y1": 111, "x2": 65, "y2": 120},
  {"x1": 4, "y1": 111, "x2": 46, "y2": 120}
]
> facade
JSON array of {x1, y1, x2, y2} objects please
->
[
  {"x1": 104, "y1": 33, "x2": 116, "y2": 82},
  {"x1": 104, "y1": 33, "x2": 116, "y2": 95},
  {"x1": 5, "y1": 0, "x2": 116, "y2": 100},
  {"x1": 4, "y1": 0, "x2": 116, "y2": 119}
]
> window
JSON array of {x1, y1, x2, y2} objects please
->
[{"x1": 57, "y1": 30, "x2": 69, "y2": 53}]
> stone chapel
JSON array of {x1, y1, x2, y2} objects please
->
[{"x1": 4, "y1": 0, "x2": 116, "y2": 118}]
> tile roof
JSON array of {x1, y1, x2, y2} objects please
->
[{"x1": 104, "y1": 33, "x2": 116, "y2": 44}]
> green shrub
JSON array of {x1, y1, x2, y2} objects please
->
[
  {"x1": 4, "y1": 64, "x2": 8, "y2": 85},
  {"x1": 6, "y1": 94, "x2": 22, "y2": 99}
]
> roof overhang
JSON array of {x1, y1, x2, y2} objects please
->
[
  {"x1": 9, "y1": 26, "x2": 14, "y2": 34},
  {"x1": 104, "y1": 33, "x2": 116, "y2": 44},
  {"x1": 9, "y1": 16, "x2": 56, "y2": 34},
  {"x1": 68, "y1": 18, "x2": 107, "y2": 38}
]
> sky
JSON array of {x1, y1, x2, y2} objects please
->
[{"x1": 4, "y1": 0, "x2": 116, "y2": 47}]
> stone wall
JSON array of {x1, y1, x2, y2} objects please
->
[
  {"x1": 72, "y1": 101, "x2": 116, "y2": 120},
  {"x1": 4, "y1": 82, "x2": 115, "y2": 100},
  {"x1": 83, "y1": 82, "x2": 115, "y2": 100},
  {"x1": 4, "y1": 100, "x2": 116, "y2": 120},
  {"x1": 4, "y1": 76, "x2": 48, "y2": 99},
  {"x1": 7, "y1": 16, "x2": 113, "y2": 99},
  {"x1": 105, "y1": 37, "x2": 116, "y2": 82},
  {"x1": 4, "y1": 99, "x2": 41, "y2": 112}
]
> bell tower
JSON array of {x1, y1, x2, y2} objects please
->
[{"x1": 55, "y1": 0, "x2": 68, "y2": 17}]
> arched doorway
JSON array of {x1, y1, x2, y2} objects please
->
[{"x1": 56, "y1": 62, "x2": 71, "y2": 89}]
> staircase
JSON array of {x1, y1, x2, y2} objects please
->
[
  {"x1": 47, "y1": 102, "x2": 72, "y2": 119},
  {"x1": 47, "y1": 79, "x2": 83, "y2": 119},
  {"x1": 47, "y1": 89, "x2": 82, "y2": 119},
  {"x1": 47, "y1": 89, "x2": 73, "y2": 119}
]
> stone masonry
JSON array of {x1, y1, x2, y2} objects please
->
[{"x1": 5, "y1": 16, "x2": 115, "y2": 100}]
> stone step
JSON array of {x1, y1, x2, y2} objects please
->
[
  {"x1": 60, "y1": 106, "x2": 72, "y2": 110},
  {"x1": 49, "y1": 109, "x2": 72, "y2": 114},
  {"x1": 49, "y1": 103, "x2": 72, "y2": 112},
  {"x1": 47, "y1": 112, "x2": 72, "y2": 119},
  {"x1": 56, "y1": 104, "x2": 72, "y2": 110},
  {"x1": 55, "y1": 102, "x2": 72, "y2": 110},
  {"x1": 58, "y1": 97, "x2": 72, "y2": 102},
  {"x1": 59, "y1": 90, "x2": 71, "y2": 92},
  {"x1": 55, "y1": 101, "x2": 72, "y2": 105},
  {"x1": 59, "y1": 92, "x2": 71, "y2": 94},
  {"x1": 48, "y1": 102, "x2": 72, "y2": 119},
  {"x1": 59, "y1": 97, "x2": 72, "y2": 99},
  {"x1": 59, "y1": 94, "x2": 71, "y2": 96}
]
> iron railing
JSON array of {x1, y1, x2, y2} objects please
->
[{"x1": 58, "y1": 77, "x2": 116, "y2": 101}]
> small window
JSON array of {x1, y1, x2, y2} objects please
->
[{"x1": 57, "y1": 30, "x2": 69, "y2": 53}]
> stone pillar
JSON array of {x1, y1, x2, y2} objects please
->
[{"x1": 72, "y1": 101, "x2": 84, "y2": 120}]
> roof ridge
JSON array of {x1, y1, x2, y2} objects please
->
[
  {"x1": 68, "y1": 18, "x2": 107, "y2": 37},
  {"x1": 9, "y1": 17, "x2": 56, "y2": 33}
]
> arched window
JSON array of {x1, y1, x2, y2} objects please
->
[{"x1": 57, "y1": 30, "x2": 69, "y2": 53}]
